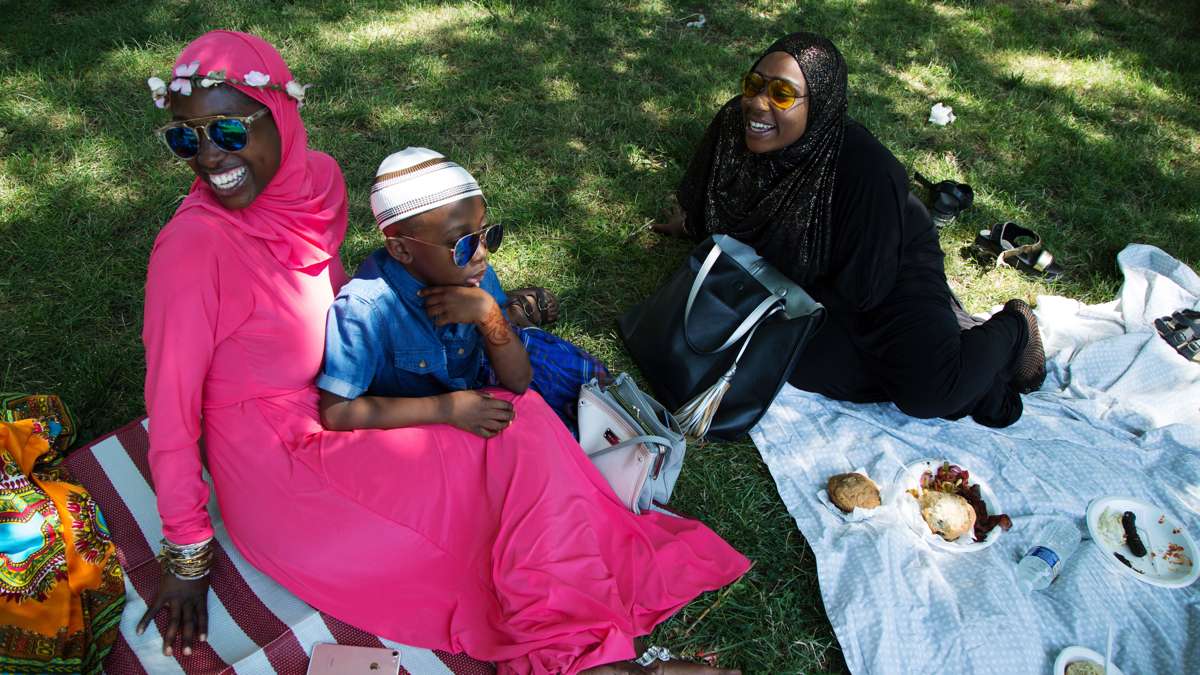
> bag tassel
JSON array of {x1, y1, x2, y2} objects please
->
[
  {"x1": 674, "y1": 305, "x2": 781, "y2": 439},
  {"x1": 675, "y1": 363, "x2": 737, "y2": 439}
]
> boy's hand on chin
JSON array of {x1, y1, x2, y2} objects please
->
[{"x1": 419, "y1": 286, "x2": 497, "y2": 327}]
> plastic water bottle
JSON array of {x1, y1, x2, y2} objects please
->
[{"x1": 1016, "y1": 520, "x2": 1081, "y2": 591}]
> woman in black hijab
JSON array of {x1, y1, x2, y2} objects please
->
[{"x1": 659, "y1": 32, "x2": 1044, "y2": 427}]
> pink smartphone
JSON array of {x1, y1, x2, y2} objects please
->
[{"x1": 306, "y1": 643, "x2": 402, "y2": 675}]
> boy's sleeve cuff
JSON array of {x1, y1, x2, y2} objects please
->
[{"x1": 316, "y1": 373, "x2": 365, "y2": 400}]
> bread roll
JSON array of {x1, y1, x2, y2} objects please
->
[{"x1": 827, "y1": 473, "x2": 881, "y2": 513}]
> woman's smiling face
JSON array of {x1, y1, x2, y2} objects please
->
[
  {"x1": 170, "y1": 84, "x2": 282, "y2": 210},
  {"x1": 741, "y1": 51, "x2": 810, "y2": 154}
]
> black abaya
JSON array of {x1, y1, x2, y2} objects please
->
[{"x1": 786, "y1": 123, "x2": 1027, "y2": 426}]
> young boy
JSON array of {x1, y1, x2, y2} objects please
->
[{"x1": 318, "y1": 147, "x2": 603, "y2": 437}]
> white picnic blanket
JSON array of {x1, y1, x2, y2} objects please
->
[{"x1": 750, "y1": 244, "x2": 1200, "y2": 675}]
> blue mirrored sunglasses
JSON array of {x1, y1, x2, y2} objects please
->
[
  {"x1": 389, "y1": 223, "x2": 504, "y2": 267},
  {"x1": 155, "y1": 108, "x2": 271, "y2": 159}
]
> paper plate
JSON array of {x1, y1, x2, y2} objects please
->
[
  {"x1": 1085, "y1": 496, "x2": 1198, "y2": 588},
  {"x1": 893, "y1": 457, "x2": 1005, "y2": 553},
  {"x1": 1053, "y1": 645, "x2": 1123, "y2": 675}
]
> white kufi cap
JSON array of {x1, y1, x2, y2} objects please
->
[{"x1": 370, "y1": 147, "x2": 483, "y2": 230}]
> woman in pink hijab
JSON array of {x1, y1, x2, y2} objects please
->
[{"x1": 140, "y1": 30, "x2": 749, "y2": 674}]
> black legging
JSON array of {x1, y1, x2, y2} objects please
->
[{"x1": 789, "y1": 195, "x2": 1028, "y2": 427}]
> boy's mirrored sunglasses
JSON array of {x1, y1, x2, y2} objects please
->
[
  {"x1": 741, "y1": 71, "x2": 808, "y2": 111},
  {"x1": 155, "y1": 108, "x2": 271, "y2": 159},
  {"x1": 389, "y1": 223, "x2": 504, "y2": 268}
]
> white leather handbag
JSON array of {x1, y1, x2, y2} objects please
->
[{"x1": 577, "y1": 374, "x2": 686, "y2": 513}]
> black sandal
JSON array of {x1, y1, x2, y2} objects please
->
[
  {"x1": 505, "y1": 287, "x2": 560, "y2": 328},
  {"x1": 1155, "y1": 309, "x2": 1200, "y2": 362},
  {"x1": 914, "y1": 172, "x2": 974, "y2": 227},
  {"x1": 974, "y1": 222, "x2": 1063, "y2": 281}
]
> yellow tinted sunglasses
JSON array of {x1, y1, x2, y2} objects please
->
[{"x1": 741, "y1": 71, "x2": 808, "y2": 111}]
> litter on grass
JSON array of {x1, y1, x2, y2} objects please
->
[{"x1": 929, "y1": 102, "x2": 956, "y2": 126}]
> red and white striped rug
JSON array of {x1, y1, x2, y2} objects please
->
[{"x1": 66, "y1": 419, "x2": 493, "y2": 675}]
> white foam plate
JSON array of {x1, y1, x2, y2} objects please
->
[
  {"x1": 1085, "y1": 496, "x2": 1198, "y2": 588},
  {"x1": 893, "y1": 457, "x2": 1005, "y2": 553},
  {"x1": 1053, "y1": 645, "x2": 1123, "y2": 675}
]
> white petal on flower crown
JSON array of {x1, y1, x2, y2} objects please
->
[
  {"x1": 147, "y1": 77, "x2": 167, "y2": 96},
  {"x1": 155, "y1": 97, "x2": 167, "y2": 109},
  {"x1": 174, "y1": 60, "x2": 200, "y2": 78},
  {"x1": 244, "y1": 70, "x2": 271, "y2": 87},
  {"x1": 169, "y1": 78, "x2": 193, "y2": 96}
]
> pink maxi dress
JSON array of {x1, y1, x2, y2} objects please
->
[{"x1": 144, "y1": 31, "x2": 750, "y2": 675}]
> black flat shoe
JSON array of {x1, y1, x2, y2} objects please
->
[{"x1": 914, "y1": 172, "x2": 974, "y2": 227}]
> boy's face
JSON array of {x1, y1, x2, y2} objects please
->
[{"x1": 384, "y1": 195, "x2": 489, "y2": 287}]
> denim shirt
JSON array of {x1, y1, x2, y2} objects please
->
[{"x1": 317, "y1": 248, "x2": 507, "y2": 399}]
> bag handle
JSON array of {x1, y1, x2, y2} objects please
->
[
  {"x1": 683, "y1": 243, "x2": 784, "y2": 354},
  {"x1": 587, "y1": 434, "x2": 671, "y2": 460},
  {"x1": 609, "y1": 375, "x2": 683, "y2": 439}
]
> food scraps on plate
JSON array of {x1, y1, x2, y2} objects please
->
[{"x1": 907, "y1": 462, "x2": 1012, "y2": 543}]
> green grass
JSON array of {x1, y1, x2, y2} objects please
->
[{"x1": 2, "y1": 1, "x2": 1198, "y2": 672}]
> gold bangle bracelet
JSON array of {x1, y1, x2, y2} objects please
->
[{"x1": 158, "y1": 538, "x2": 214, "y2": 581}]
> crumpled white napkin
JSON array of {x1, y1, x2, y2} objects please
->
[{"x1": 929, "y1": 102, "x2": 956, "y2": 125}]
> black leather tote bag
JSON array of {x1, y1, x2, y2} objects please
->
[{"x1": 618, "y1": 235, "x2": 825, "y2": 440}]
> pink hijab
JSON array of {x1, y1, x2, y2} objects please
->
[{"x1": 170, "y1": 30, "x2": 346, "y2": 270}]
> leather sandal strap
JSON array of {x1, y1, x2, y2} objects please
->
[
  {"x1": 993, "y1": 222, "x2": 1047, "y2": 271},
  {"x1": 996, "y1": 241, "x2": 1044, "y2": 269},
  {"x1": 1180, "y1": 340, "x2": 1200, "y2": 362},
  {"x1": 996, "y1": 221, "x2": 1042, "y2": 250},
  {"x1": 1032, "y1": 249, "x2": 1055, "y2": 272},
  {"x1": 508, "y1": 289, "x2": 553, "y2": 323},
  {"x1": 1172, "y1": 309, "x2": 1200, "y2": 332}
]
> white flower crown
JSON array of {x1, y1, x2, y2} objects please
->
[{"x1": 147, "y1": 60, "x2": 312, "y2": 109}]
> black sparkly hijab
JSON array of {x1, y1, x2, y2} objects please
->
[{"x1": 677, "y1": 32, "x2": 848, "y2": 285}]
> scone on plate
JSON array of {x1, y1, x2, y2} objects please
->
[
  {"x1": 918, "y1": 490, "x2": 977, "y2": 541},
  {"x1": 827, "y1": 473, "x2": 881, "y2": 513}
]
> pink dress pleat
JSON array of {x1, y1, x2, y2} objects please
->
[{"x1": 144, "y1": 212, "x2": 751, "y2": 674}]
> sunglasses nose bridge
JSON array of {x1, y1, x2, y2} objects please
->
[
  {"x1": 193, "y1": 127, "x2": 228, "y2": 164},
  {"x1": 746, "y1": 89, "x2": 772, "y2": 112}
]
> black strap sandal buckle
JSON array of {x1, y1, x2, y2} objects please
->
[
  {"x1": 1155, "y1": 309, "x2": 1200, "y2": 362},
  {"x1": 914, "y1": 172, "x2": 974, "y2": 227}
]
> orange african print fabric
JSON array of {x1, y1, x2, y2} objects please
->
[{"x1": 0, "y1": 419, "x2": 124, "y2": 674}]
